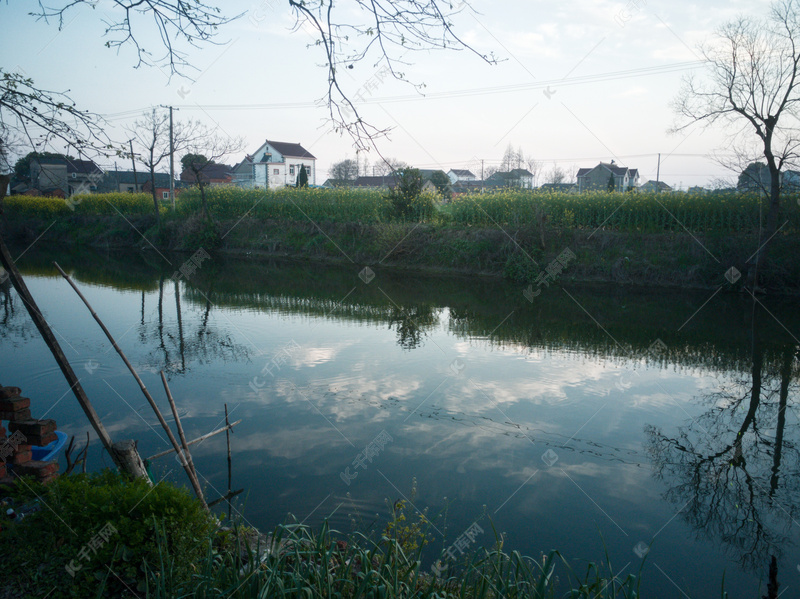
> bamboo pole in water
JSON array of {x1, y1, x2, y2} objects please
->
[
  {"x1": 53, "y1": 262, "x2": 208, "y2": 507},
  {"x1": 161, "y1": 371, "x2": 207, "y2": 511},
  {"x1": 146, "y1": 419, "x2": 242, "y2": 460}
]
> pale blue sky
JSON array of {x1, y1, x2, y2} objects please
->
[{"x1": 2, "y1": 0, "x2": 772, "y2": 186}]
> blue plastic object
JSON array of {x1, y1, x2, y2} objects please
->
[{"x1": 30, "y1": 430, "x2": 68, "y2": 462}]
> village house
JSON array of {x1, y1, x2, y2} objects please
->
[
  {"x1": 30, "y1": 156, "x2": 103, "y2": 197},
  {"x1": 639, "y1": 180, "x2": 672, "y2": 193},
  {"x1": 180, "y1": 163, "x2": 233, "y2": 187},
  {"x1": 447, "y1": 169, "x2": 477, "y2": 184},
  {"x1": 98, "y1": 170, "x2": 187, "y2": 200},
  {"x1": 232, "y1": 140, "x2": 316, "y2": 189},
  {"x1": 576, "y1": 161, "x2": 639, "y2": 192},
  {"x1": 485, "y1": 168, "x2": 535, "y2": 189}
]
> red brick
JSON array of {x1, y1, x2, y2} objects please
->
[
  {"x1": 9, "y1": 419, "x2": 56, "y2": 438},
  {"x1": 25, "y1": 433, "x2": 57, "y2": 447},
  {"x1": 8, "y1": 450, "x2": 32, "y2": 465},
  {"x1": 0, "y1": 397, "x2": 30, "y2": 412},
  {"x1": 14, "y1": 460, "x2": 58, "y2": 478},
  {"x1": 0, "y1": 426, "x2": 6, "y2": 438},
  {"x1": 0, "y1": 409, "x2": 31, "y2": 422},
  {"x1": 0, "y1": 464, "x2": 6, "y2": 478},
  {"x1": 0, "y1": 387, "x2": 21, "y2": 399}
]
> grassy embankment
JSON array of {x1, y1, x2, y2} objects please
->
[{"x1": 3, "y1": 187, "x2": 800, "y2": 291}]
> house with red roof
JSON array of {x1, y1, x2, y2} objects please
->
[{"x1": 232, "y1": 140, "x2": 317, "y2": 189}]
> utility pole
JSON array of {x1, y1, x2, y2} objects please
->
[
  {"x1": 129, "y1": 140, "x2": 139, "y2": 191},
  {"x1": 655, "y1": 153, "x2": 661, "y2": 192},
  {"x1": 169, "y1": 106, "x2": 175, "y2": 209}
]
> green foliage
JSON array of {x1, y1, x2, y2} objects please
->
[
  {"x1": 447, "y1": 189, "x2": 800, "y2": 233},
  {"x1": 387, "y1": 168, "x2": 436, "y2": 221},
  {"x1": 429, "y1": 170, "x2": 452, "y2": 199},
  {"x1": 2, "y1": 470, "x2": 216, "y2": 598},
  {"x1": 174, "y1": 186, "x2": 392, "y2": 223},
  {"x1": 296, "y1": 164, "x2": 309, "y2": 188},
  {"x1": 5, "y1": 188, "x2": 800, "y2": 236},
  {"x1": 142, "y1": 518, "x2": 646, "y2": 598},
  {"x1": 3, "y1": 192, "x2": 161, "y2": 218},
  {"x1": 181, "y1": 153, "x2": 209, "y2": 172}
]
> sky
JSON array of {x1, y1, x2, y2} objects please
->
[{"x1": 2, "y1": 0, "x2": 773, "y2": 187}]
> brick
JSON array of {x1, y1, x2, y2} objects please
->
[
  {"x1": 0, "y1": 464, "x2": 5, "y2": 478},
  {"x1": 9, "y1": 419, "x2": 56, "y2": 438},
  {"x1": 8, "y1": 450, "x2": 32, "y2": 465},
  {"x1": 25, "y1": 433, "x2": 57, "y2": 447},
  {"x1": 0, "y1": 387, "x2": 21, "y2": 399},
  {"x1": 0, "y1": 426, "x2": 6, "y2": 438},
  {"x1": 14, "y1": 460, "x2": 58, "y2": 478},
  {"x1": 0, "y1": 476, "x2": 15, "y2": 489},
  {"x1": 0, "y1": 408, "x2": 31, "y2": 422},
  {"x1": 0, "y1": 397, "x2": 30, "y2": 412}
]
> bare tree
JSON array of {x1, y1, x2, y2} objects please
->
[
  {"x1": 672, "y1": 0, "x2": 800, "y2": 290},
  {"x1": 34, "y1": 0, "x2": 242, "y2": 77},
  {"x1": 526, "y1": 157, "x2": 542, "y2": 187},
  {"x1": 0, "y1": 69, "x2": 109, "y2": 172},
  {"x1": 181, "y1": 128, "x2": 244, "y2": 218},
  {"x1": 329, "y1": 158, "x2": 359, "y2": 184},
  {"x1": 127, "y1": 108, "x2": 200, "y2": 219},
  {"x1": 545, "y1": 164, "x2": 566, "y2": 185},
  {"x1": 35, "y1": 1, "x2": 495, "y2": 152},
  {"x1": 373, "y1": 158, "x2": 409, "y2": 176}
]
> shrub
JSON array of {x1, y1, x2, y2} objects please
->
[{"x1": 2, "y1": 470, "x2": 216, "y2": 598}]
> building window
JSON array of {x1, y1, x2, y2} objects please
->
[
  {"x1": 290, "y1": 165, "x2": 295, "y2": 175},
  {"x1": 162, "y1": 191, "x2": 170, "y2": 200},
  {"x1": 273, "y1": 168, "x2": 279, "y2": 175}
]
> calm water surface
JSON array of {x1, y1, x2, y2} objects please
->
[{"x1": 1, "y1": 246, "x2": 799, "y2": 597}]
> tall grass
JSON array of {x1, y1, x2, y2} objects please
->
[
  {"x1": 145, "y1": 520, "x2": 646, "y2": 598},
  {"x1": 447, "y1": 190, "x2": 800, "y2": 232},
  {"x1": 5, "y1": 186, "x2": 799, "y2": 234},
  {"x1": 176, "y1": 186, "x2": 394, "y2": 223}
]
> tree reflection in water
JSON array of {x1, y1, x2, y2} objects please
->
[{"x1": 645, "y1": 304, "x2": 799, "y2": 596}]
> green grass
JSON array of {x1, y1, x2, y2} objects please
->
[{"x1": 6, "y1": 187, "x2": 800, "y2": 234}]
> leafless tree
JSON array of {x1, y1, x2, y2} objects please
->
[
  {"x1": 0, "y1": 69, "x2": 109, "y2": 173},
  {"x1": 545, "y1": 164, "x2": 566, "y2": 185},
  {"x1": 181, "y1": 127, "x2": 244, "y2": 218},
  {"x1": 672, "y1": 0, "x2": 800, "y2": 290},
  {"x1": 127, "y1": 108, "x2": 201, "y2": 219},
  {"x1": 373, "y1": 158, "x2": 409, "y2": 176},
  {"x1": 34, "y1": 1, "x2": 496, "y2": 152},
  {"x1": 329, "y1": 158, "x2": 359, "y2": 184}
]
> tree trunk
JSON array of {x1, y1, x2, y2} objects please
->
[
  {"x1": 150, "y1": 168, "x2": 160, "y2": 221},
  {"x1": 746, "y1": 140, "x2": 781, "y2": 291},
  {"x1": 111, "y1": 440, "x2": 152, "y2": 484}
]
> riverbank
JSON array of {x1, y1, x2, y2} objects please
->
[{"x1": 3, "y1": 189, "x2": 800, "y2": 293}]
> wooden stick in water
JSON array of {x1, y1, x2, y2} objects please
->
[
  {"x1": 146, "y1": 420, "x2": 242, "y2": 460},
  {"x1": 161, "y1": 371, "x2": 204, "y2": 505},
  {"x1": 53, "y1": 261, "x2": 208, "y2": 509}
]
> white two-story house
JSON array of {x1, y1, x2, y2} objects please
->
[{"x1": 232, "y1": 140, "x2": 317, "y2": 189}]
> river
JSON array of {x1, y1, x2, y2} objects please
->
[{"x1": 1, "y1": 245, "x2": 798, "y2": 597}]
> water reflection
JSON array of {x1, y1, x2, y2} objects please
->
[
  {"x1": 4, "y1": 244, "x2": 800, "y2": 597},
  {"x1": 646, "y1": 307, "x2": 799, "y2": 594}
]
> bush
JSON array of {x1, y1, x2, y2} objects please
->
[{"x1": 1, "y1": 470, "x2": 216, "y2": 598}]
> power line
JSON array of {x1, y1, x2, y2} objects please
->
[{"x1": 99, "y1": 60, "x2": 705, "y2": 121}]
